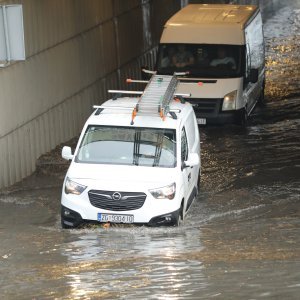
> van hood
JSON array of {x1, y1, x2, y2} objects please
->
[
  {"x1": 66, "y1": 162, "x2": 177, "y2": 190},
  {"x1": 176, "y1": 77, "x2": 242, "y2": 99}
]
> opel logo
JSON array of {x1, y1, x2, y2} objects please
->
[{"x1": 112, "y1": 192, "x2": 122, "y2": 200}]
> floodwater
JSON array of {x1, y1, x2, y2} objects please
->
[{"x1": 1, "y1": 1, "x2": 300, "y2": 299}]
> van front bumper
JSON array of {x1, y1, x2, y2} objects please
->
[
  {"x1": 148, "y1": 209, "x2": 180, "y2": 226},
  {"x1": 61, "y1": 205, "x2": 180, "y2": 228},
  {"x1": 61, "y1": 205, "x2": 84, "y2": 228}
]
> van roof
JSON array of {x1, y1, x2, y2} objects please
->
[
  {"x1": 86, "y1": 98, "x2": 191, "y2": 130},
  {"x1": 161, "y1": 4, "x2": 259, "y2": 45}
]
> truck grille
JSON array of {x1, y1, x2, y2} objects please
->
[
  {"x1": 88, "y1": 190, "x2": 147, "y2": 211},
  {"x1": 190, "y1": 98, "x2": 222, "y2": 114}
]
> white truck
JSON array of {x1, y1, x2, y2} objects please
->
[{"x1": 155, "y1": 4, "x2": 265, "y2": 125}]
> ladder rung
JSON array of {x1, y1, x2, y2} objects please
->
[{"x1": 108, "y1": 90, "x2": 143, "y2": 95}]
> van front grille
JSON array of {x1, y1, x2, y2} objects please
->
[
  {"x1": 88, "y1": 190, "x2": 146, "y2": 211},
  {"x1": 190, "y1": 98, "x2": 222, "y2": 114}
]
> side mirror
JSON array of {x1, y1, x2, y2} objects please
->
[
  {"x1": 249, "y1": 68, "x2": 259, "y2": 83},
  {"x1": 62, "y1": 146, "x2": 74, "y2": 161},
  {"x1": 183, "y1": 153, "x2": 200, "y2": 168}
]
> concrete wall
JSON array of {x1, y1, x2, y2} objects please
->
[{"x1": 0, "y1": 0, "x2": 180, "y2": 188}]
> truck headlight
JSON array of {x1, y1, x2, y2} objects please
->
[
  {"x1": 65, "y1": 177, "x2": 87, "y2": 195},
  {"x1": 222, "y1": 90, "x2": 237, "y2": 111},
  {"x1": 149, "y1": 183, "x2": 176, "y2": 200}
]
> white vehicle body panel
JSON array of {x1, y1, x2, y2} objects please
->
[
  {"x1": 160, "y1": 4, "x2": 257, "y2": 45},
  {"x1": 61, "y1": 97, "x2": 201, "y2": 227},
  {"x1": 157, "y1": 4, "x2": 265, "y2": 124}
]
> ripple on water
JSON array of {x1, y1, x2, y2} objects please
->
[
  {"x1": 264, "y1": 5, "x2": 300, "y2": 100},
  {"x1": 1, "y1": 3, "x2": 300, "y2": 300}
]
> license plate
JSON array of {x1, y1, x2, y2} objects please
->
[
  {"x1": 197, "y1": 118, "x2": 206, "y2": 125},
  {"x1": 97, "y1": 213, "x2": 134, "y2": 224}
]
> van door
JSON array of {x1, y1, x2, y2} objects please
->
[
  {"x1": 185, "y1": 112, "x2": 200, "y2": 191},
  {"x1": 180, "y1": 126, "x2": 194, "y2": 211}
]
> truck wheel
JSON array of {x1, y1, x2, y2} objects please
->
[
  {"x1": 258, "y1": 81, "x2": 266, "y2": 106},
  {"x1": 236, "y1": 108, "x2": 248, "y2": 126}
]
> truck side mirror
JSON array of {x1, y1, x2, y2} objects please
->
[
  {"x1": 249, "y1": 68, "x2": 259, "y2": 83},
  {"x1": 183, "y1": 153, "x2": 200, "y2": 168},
  {"x1": 62, "y1": 146, "x2": 74, "y2": 161}
]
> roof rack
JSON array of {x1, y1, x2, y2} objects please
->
[{"x1": 93, "y1": 74, "x2": 191, "y2": 125}]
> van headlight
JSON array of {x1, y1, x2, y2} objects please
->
[
  {"x1": 149, "y1": 183, "x2": 176, "y2": 200},
  {"x1": 65, "y1": 177, "x2": 87, "y2": 195},
  {"x1": 222, "y1": 90, "x2": 237, "y2": 111}
]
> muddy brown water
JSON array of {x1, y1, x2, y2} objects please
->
[{"x1": 1, "y1": 1, "x2": 300, "y2": 299}]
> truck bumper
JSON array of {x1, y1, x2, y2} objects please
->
[
  {"x1": 197, "y1": 110, "x2": 244, "y2": 125},
  {"x1": 189, "y1": 98, "x2": 244, "y2": 125}
]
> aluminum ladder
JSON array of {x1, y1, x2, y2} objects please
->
[{"x1": 93, "y1": 74, "x2": 190, "y2": 125}]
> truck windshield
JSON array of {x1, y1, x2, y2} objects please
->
[
  {"x1": 75, "y1": 126, "x2": 177, "y2": 168},
  {"x1": 156, "y1": 43, "x2": 245, "y2": 78}
]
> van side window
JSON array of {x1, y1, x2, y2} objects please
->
[{"x1": 181, "y1": 127, "x2": 188, "y2": 163}]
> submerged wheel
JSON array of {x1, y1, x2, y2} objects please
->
[
  {"x1": 175, "y1": 202, "x2": 184, "y2": 227},
  {"x1": 236, "y1": 108, "x2": 248, "y2": 126},
  {"x1": 258, "y1": 81, "x2": 266, "y2": 106}
]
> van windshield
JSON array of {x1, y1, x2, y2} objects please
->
[
  {"x1": 75, "y1": 126, "x2": 177, "y2": 168},
  {"x1": 156, "y1": 44, "x2": 245, "y2": 78}
]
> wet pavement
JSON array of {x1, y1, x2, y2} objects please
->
[{"x1": 1, "y1": 0, "x2": 300, "y2": 299}]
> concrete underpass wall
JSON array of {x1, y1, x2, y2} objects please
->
[{"x1": 0, "y1": 0, "x2": 180, "y2": 188}]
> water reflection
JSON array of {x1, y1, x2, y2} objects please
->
[
  {"x1": 1, "y1": 1, "x2": 300, "y2": 299},
  {"x1": 264, "y1": 3, "x2": 300, "y2": 100},
  {"x1": 59, "y1": 229, "x2": 207, "y2": 299}
]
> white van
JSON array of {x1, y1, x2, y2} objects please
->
[
  {"x1": 60, "y1": 75, "x2": 201, "y2": 228},
  {"x1": 155, "y1": 4, "x2": 265, "y2": 125}
]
